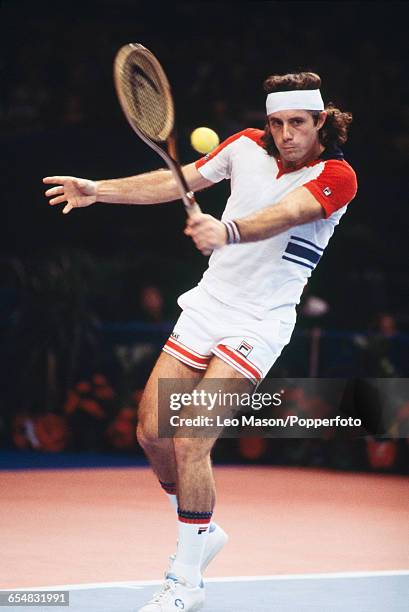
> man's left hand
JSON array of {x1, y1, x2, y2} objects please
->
[{"x1": 184, "y1": 213, "x2": 227, "y2": 256}]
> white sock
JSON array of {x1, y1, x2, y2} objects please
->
[
  {"x1": 167, "y1": 493, "x2": 178, "y2": 511},
  {"x1": 171, "y1": 517, "x2": 211, "y2": 586}
]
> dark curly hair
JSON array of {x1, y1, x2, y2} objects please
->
[{"x1": 260, "y1": 72, "x2": 353, "y2": 156}]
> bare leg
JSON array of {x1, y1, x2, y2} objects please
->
[
  {"x1": 170, "y1": 356, "x2": 251, "y2": 585},
  {"x1": 136, "y1": 351, "x2": 203, "y2": 483},
  {"x1": 174, "y1": 356, "x2": 252, "y2": 511}
]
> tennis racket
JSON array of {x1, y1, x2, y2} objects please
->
[{"x1": 113, "y1": 43, "x2": 201, "y2": 216}]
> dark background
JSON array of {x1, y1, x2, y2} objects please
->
[
  {"x1": 2, "y1": 0, "x2": 409, "y2": 326},
  {"x1": 1, "y1": 1, "x2": 408, "y2": 470}
]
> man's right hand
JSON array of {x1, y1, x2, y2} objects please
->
[{"x1": 43, "y1": 176, "x2": 97, "y2": 214}]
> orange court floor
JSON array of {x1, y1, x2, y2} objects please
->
[{"x1": 1, "y1": 465, "x2": 408, "y2": 589}]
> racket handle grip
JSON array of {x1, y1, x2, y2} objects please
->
[{"x1": 184, "y1": 191, "x2": 201, "y2": 216}]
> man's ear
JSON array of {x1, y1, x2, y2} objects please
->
[{"x1": 317, "y1": 111, "x2": 327, "y2": 130}]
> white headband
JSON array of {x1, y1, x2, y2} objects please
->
[{"x1": 266, "y1": 89, "x2": 324, "y2": 115}]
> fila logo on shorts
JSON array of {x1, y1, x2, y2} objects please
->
[
  {"x1": 237, "y1": 340, "x2": 253, "y2": 357},
  {"x1": 212, "y1": 344, "x2": 262, "y2": 385},
  {"x1": 163, "y1": 336, "x2": 210, "y2": 370}
]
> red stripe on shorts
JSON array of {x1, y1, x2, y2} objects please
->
[
  {"x1": 164, "y1": 338, "x2": 210, "y2": 367},
  {"x1": 215, "y1": 344, "x2": 262, "y2": 380}
]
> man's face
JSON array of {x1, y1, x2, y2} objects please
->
[{"x1": 268, "y1": 109, "x2": 326, "y2": 163}]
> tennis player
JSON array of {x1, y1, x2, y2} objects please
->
[{"x1": 44, "y1": 72, "x2": 357, "y2": 612}]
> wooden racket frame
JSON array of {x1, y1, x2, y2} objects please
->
[{"x1": 114, "y1": 43, "x2": 201, "y2": 216}]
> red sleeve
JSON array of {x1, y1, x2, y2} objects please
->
[{"x1": 304, "y1": 160, "x2": 358, "y2": 218}]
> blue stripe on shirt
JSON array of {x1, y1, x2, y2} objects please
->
[
  {"x1": 282, "y1": 255, "x2": 314, "y2": 270},
  {"x1": 285, "y1": 242, "x2": 322, "y2": 264},
  {"x1": 290, "y1": 235, "x2": 324, "y2": 252}
]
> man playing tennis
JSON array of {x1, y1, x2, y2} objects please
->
[{"x1": 44, "y1": 72, "x2": 357, "y2": 612}]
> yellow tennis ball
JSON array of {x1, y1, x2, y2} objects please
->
[{"x1": 190, "y1": 127, "x2": 220, "y2": 154}]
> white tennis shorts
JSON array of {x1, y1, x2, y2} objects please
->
[{"x1": 162, "y1": 286, "x2": 295, "y2": 385}]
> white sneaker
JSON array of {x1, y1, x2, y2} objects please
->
[
  {"x1": 137, "y1": 575, "x2": 205, "y2": 611},
  {"x1": 201, "y1": 523, "x2": 228, "y2": 572},
  {"x1": 168, "y1": 523, "x2": 229, "y2": 575}
]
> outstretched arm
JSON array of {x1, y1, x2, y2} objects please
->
[{"x1": 43, "y1": 162, "x2": 213, "y2": 214}]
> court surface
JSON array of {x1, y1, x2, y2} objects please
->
[
  {"x1": 2, "y1": 571, "x2": 408, "y2": 611},
  {"x1": 1, "y1": 464, "x2": 408, "y2": 610}
]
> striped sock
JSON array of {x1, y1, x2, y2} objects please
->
[
  {"x1": 171, "y1": 509, "x2": 213, "y2": 586},
  {"x1": 159, "y1": 481, "x2": 217, "y2": 531}
]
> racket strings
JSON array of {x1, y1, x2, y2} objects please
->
[{"x1": 119, "y1": 52, "x2": 173, "y2": 142}]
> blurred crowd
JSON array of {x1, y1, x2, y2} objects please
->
[
  {"x1": 1, "y1": 253, "x2": 408, "y2": 473},
  {"x1": 2, "y1": 2, "x2": 408, "y2": 172}
]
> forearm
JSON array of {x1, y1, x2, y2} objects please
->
[
  {"x1": 95, "y1": 168, "x2": 180, "y2": 205},
  {"x1": 235, "y1": 186, "x2": 324, "y2": 242}
]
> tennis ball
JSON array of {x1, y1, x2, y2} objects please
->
[{"x1": 190, "y1": 127, "x2": 220, "y2": 154}]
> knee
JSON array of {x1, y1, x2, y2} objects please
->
[
  {"x1": 136, "y1": 389, "x2": 160, "y2": 449},
  {"x1": 136, "y1": 417, "x2": 159, "y2": 450}
]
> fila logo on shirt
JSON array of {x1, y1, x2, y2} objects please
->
[
  {"x1": 171, "y1": 332, "x2": 180, "y2": 340},
  {"x1": 237, "y1": 340, "x2": 253, "y2": 357},
  {"x1": 197, "y1": 527, "x2": 208, "y2": 535},
  {"x1": 323, "y1": 186, "x2": 332, "y2": 196}
]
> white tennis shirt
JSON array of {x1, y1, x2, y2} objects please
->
[{"x1": 194, "y1": 128, "x2": 358, "y2": 321}]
